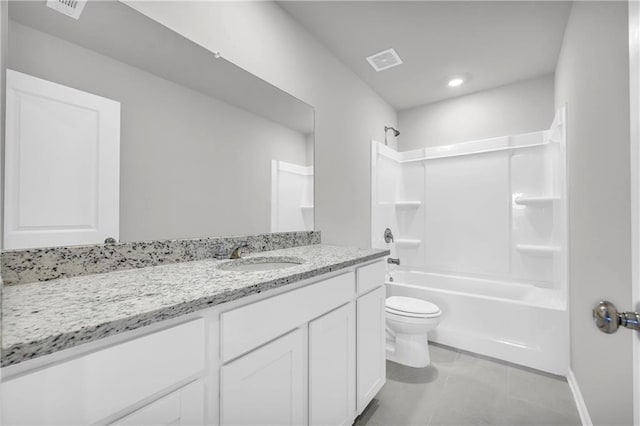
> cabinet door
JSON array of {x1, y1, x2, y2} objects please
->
[
  {"x1": 356, "y1": 286, "x2": 386, "y2": 414},
  {"x1": 309, "y1": 303, "x2": 356, "y2": 426},
  {"x1": 113, "y1": 380, "x2": 204, "y2": 426},
  {"x1": 4, "y1": 69, "x2": 120, "y2": 249},
  {"x1": 220, "y1": 329, "x2": 305, "y2": 425},
  {"x1": 2, "y1": 319, "x2": 205, "y2": 425}
]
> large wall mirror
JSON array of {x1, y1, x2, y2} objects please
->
[{"x1": 4, "y1": 0, "x2": 314, "y2": 250}]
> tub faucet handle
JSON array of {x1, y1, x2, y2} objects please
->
[{"x1": 384, "y1": 228, "x2": 394, "y2": 243}]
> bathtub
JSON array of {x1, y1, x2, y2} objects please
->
[{"x1": 386, "y1": 270, "x2": 569, "y2": 375}]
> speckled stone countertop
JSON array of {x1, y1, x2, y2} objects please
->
[{"x1": 2, "y1": 244, "x2": 388, "y2": 367}]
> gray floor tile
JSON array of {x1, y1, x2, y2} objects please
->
[
  {"x1": 429, "y1": 343, "x2": 460, "y2": 365},
  {"x1": 446, "y1": 351, "x2": 509, "y2": 393},
  {"x1": 507, "y1": 365, "x2": 580, "y2": 423},
  {"x1": 495, "y1": 397, "x2": 581, "y2": 426},
  {"x1": 357, "y1": 344, "x2": 581, "y2": 426},
  {"x1": 387, "y1": 360, "x2": 442, "y2": 385},
  {"x1": 355, "y1": 360, "x2": 448, "y2": 426},
  {"x1": 429, "y1": 377, "x2": 508, "y2": 425}
]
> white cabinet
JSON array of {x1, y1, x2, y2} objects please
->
[
  {"x1": 356, "y1": 286, "x2": 387, "y2": 414},
  {"x1": 2, "y1": 260, "x2": 387, "y2": 426},
  {"x1": 220, "y1": 328, "x2": 305, "y2": 426},
  {"x1": 220, "y1": 263, "x2": 385, "y2": 426},
  {"x1": 4, "y1": 70, "x2": 120, "y2": 249},
  {"x1": 2, "y1": 319, "x2": 205, "y2": 425},
  {"x1": 220, "y1": 272, "x2": 354, "y2": 362},
  {"x1": 356, "y1": 260, "x2": 386, "y2": 295},
  {"x1": 113, "y1": 380, "x2": 205, "y2": 426},
  {"x1": 309, "y1": 303, "x2": 356, "y2": 426}
]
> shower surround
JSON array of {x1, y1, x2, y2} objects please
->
[{"x1": 372, "y1": 108, "x2": 568, "y2": 374}]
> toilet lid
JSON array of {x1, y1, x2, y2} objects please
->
[{"x1": 386, "y1": 296, "x2": 441, "y2": 316}]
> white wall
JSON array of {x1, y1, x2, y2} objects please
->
[
  {"x1": 555, "y1": 2, "x2": 633, "y2": 425},
  {"x1": 123, "y1": 1, "x2": 398, "y2": 248},
  {"x1": 0, "y1": 0, "x2": 6, "y2": 310},
  {"x1": 8, "y1": 21, "x2": 308, "y2": 242},
  {"x1": 398, "y1": 75, "x2": 554, "y2": 150},
  {"x1": 0, "y1": 0, "x2": 5, "y2": 249}
]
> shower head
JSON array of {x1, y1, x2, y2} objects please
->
[
  {"x1": 384, "y1": 126, "x2": 400, "y2": 145},
  {"x1": 385, "y1": 126, "x2": 400, "y2": 137}
]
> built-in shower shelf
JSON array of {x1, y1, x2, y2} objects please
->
[
  {"x1": 516, "y1": 244, "x2": 561, "y2": 255},
  {"x1": 395, "y1": 239, "x2": 421, "y2": 248},
  {"x1": 394, "y1": 201, "x2": 422, "y2": 209},
  {"x1": 300, "y1": 205, "x2": 314, "y2": 210},
  {"x1": 514, "y1": 196, "x2": 560, "y2": 206}
]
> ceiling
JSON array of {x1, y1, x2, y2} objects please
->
[
  {"x1": 279, "y1": 1, "x2": 572, "y2": 111},
  {"x1": 8, "y1": 0, "x2": 313, "y2": 134}
]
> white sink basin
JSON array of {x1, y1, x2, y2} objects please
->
[{"x1": 218, "y1": 256, "x2": 305, "y2": 272}]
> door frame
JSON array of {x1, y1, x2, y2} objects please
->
[{"x1": 628, "y1": 2, "x2": 640, "y2": 425}]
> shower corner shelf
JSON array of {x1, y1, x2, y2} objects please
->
[
  {"x1": 516, "y1": 244, "x2": 561, "y2": 255},
  {"x1": 395, "y1": 239, "x2": 421, "y2": 248},
  {"x1": 514, "y1": 195, "x2": 560, "y2": 206},
  {"x1": 394, "y1": 201, "x2": 422, "y2": 209},
  {"x1": 300, "y1": 205, "x2": 314, "y2": 210}
]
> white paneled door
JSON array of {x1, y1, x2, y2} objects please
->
[
  {"x1": 629, "y1": 2, "x2": 640, "y2": 424},
  {"x1": 4, "y1": 69, "x2": 120, "y2": 249},
  {"x1": 631, "y1": 2, "x2": 640, "y2": 425}
]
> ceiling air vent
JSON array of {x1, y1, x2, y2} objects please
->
[
  {"x1": 46, "y1": 0, "x2": 87, "y2": 20},
  {"x1": 366, "y1": 48, "x2": 403, "y2": 72}
]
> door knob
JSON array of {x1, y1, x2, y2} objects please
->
[{"x1": 593, "y1": 300, "x2": 640, "y2": 333}]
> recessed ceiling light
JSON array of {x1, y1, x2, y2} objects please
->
[{"x1": 448, "y1": 78, "x2": 464, "y2": 87}]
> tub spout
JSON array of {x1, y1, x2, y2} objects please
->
[{"x1": 387, "y1": 257, "x2": 400, "y2": 266}]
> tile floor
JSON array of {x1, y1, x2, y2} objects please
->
[{"x1": 356, "y1": 343, "x2": 581, "y2": 426}]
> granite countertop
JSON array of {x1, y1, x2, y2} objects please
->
[{"x1": 2, "y1": 244, "x2": 388, "y2": 367}]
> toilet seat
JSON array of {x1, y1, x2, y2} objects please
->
[{"x1": 386, "y1": 296, "x2": 441, "y2": 318}]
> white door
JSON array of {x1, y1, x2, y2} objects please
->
[
  {"x1": 630, "y1": 3, "x2": 640, "y2": 424},
  {"x1": 113, "y1": 380, "x2": 204, "y2": 426},
  {"x1": 309, "y1": 302, "x2": 356, "y2": 426},
  {"x1": 356, "y1": 286, "x2": 386, "y2": 415},
  {"x1": 4, "y1": 69, "x2": 120, "y2": 249},
  {"x1": 220, "y1": 328, "x2": 305, "y2": 425}
]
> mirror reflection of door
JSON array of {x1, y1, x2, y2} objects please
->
[{"x1": 4, "y1": 70, "x2": 120, "y2": 249}]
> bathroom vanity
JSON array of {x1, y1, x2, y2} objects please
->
[{"x1": 1, "y1": 244, "x2": 387, "y2": 425}]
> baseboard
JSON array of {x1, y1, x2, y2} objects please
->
[{"x1": 567, "y1": 369, "x2": 593, "y2": 426}]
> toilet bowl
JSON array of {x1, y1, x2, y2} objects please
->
[{"x1": 385, "y1": 296, "x2": 442, "y2": 368}]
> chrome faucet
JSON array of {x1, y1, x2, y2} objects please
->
[
  {"x1": 387, "y1": 257, "x2": 400, "y2": 266},
  {"x1": 215, "y1": 242, "x2": 249, "y2": 259},
  {"x1": 229, "y1": 242, "x2": 249, "y2": 259}
]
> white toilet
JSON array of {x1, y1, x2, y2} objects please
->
[{"x1": 385, "y1": 296, "x2": 442, "y2": 368}]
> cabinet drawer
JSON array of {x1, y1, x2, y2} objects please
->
[
  {"x1": 356, "y1": 261, "x2": 386, "y2": 295},
  {"x1": 2, "y1": 319, "x2": 205, "y2": 425},
  {"x1": 221, "y1": 272, "x2": 355, "y2": 362}
]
